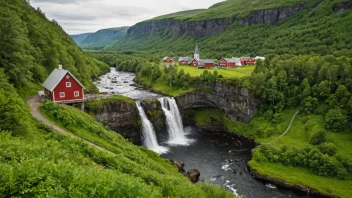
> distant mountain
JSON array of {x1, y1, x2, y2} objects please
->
[
  {"x1": 70, "y1": 33, "x2": 93, "y2": 45},
  {"x1": 105, "y1": 0, "x2": 352, "y2": 58},
  {"x1": 77, "y1": 27, "x2": 129, "y2": 49}
]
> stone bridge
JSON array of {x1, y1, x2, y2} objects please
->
[{"x1": 176, "y1": 82, "x2": 257, "y2": 123}]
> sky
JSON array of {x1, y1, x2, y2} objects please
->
[{"x1": 30, "y1": 0, "x2": 224, "y2": 35}]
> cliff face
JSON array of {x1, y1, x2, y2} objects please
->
[
  {"x1": 127, "y1": 6, "x2": 301, "y2": 39},
  {"x1": 85, "y1": 100, "x2": 142, "y2": 144},
  {"x1": 177, "y1": 82, "x2": 257, "y2": 123},
  {"x1": 239, "y1": 6, "x2": 302, "y2": 26}
]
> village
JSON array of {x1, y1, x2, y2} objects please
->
[{"x1": 162, "y1": 45, "x2": 265, "y2": 69}]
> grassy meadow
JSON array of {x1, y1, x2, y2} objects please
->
[{"x1": 177, "y1": 65, "x2": 256, "y2": 78}]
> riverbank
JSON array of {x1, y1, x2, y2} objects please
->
[{"x1": 186, "y1": 108, "x2": 352, "y2": 198}]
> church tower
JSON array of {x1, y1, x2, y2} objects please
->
[{"x1": 194, "y1": 44, "x2": 200, "y2": 61}]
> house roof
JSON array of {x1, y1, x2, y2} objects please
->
[
  {"x1": 163, "y1": 57, "x2": 171, "y2": 61},
  {"x1": 42, "y1": 68, "x2": 85, "y2": 92},
  {"x1": 242, "y1": 57, "x2": 251, "y2": 61},
  {"x1": 231, "y1": 57, "x2": 241, "y2": 62},
  {"x1": 179, "y1": 57, "x2": 193, "y2": 62},
  {"x1": 199, "y1": 59, "x2": 215, "y2": 64}
]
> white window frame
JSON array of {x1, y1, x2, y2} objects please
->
[
  {"x1": 74, "y1": 91, "x2": 79, "y2": 97},
  {"x1": 60, "y1": 92, "x2": 65, "y2": 98},
  {"x1": 66, "y1": 82, "x2": 71, "y2": 87}
]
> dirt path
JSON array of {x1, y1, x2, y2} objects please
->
[
  {"x1": 28, "y1": 96, "x2": 115, "y2": 155},
  {"x1": 264, "y1": 111, "x2": 300, "y2": 145}
]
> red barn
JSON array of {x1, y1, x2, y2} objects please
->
[
  {"x1": 199, "y1": 59, "x2": 215, "y2": 69},
  {"x1": 162, "y1": 57, "x2": 174, "y2": 63},
  {"x1": 241, "y1": 57, "x2": 256, "y2": 65},
  {"x1": 190, "y1": 58, "x2": 199, "y2": 67},
  {"x1": 219, "y1": 58, "x2": 236, "y2": 68},
  {"x1": 42, "y1": 66, "x2": 85, "y2": 103},
  {"x1": 178, "y1": 57, "x2": 193, "y2": 65}
]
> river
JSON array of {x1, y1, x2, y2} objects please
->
[{"x1": 95, "y1": 68, "x2": 314, "y2": 198}]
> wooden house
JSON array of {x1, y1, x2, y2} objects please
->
[
  {"x1": 240, "y1": 57, "x2": 256, "y2": 65},
  {"x1": 162, "y1": 57, "x2": 174, "y2": 63},
  {"x1": 42, "y1": 65, "x2": 84, "y2": 103},
  {"x1": 178, "y1": 57, "x2": 193, "y2": 65}
]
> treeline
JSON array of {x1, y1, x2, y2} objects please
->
[
  {"x1": 250, "y1": 55, "x2": 352, "y2": 131},
  {"x1": 0, "y1": 0, "x2": 109, "y2": 96}
]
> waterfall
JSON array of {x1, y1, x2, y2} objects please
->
[
  {"x1": 136, "y1": 102, "x2": 168, "y2": 154},
  {"x1": 159, "y1": 97, "x2": 192, "y2": 146}
]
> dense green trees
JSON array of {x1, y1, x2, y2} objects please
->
[{"x1": 0, "y1": 0, "x2": 109, "y2": 95}]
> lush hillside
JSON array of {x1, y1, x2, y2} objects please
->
[
  {"x1": 0, "y1": 0, "x2": 110, "y2": 96},
  {"x1": 79, "y1": 27, "x2": 129, "y2": 49},
  {"x1": 106, "y1": 0, "x2": 352, "y2": 59},
  {"x1": 70, "y1": 33, "x2": 93, "y2": 45}
]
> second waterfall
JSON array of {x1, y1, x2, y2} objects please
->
[{"x1": 159, "y1": 97, "x2": 192, "y2": 146}]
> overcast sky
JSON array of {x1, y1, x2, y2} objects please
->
[{"x1": 29, "y1": 0, "x2": 224, "y2": 35}]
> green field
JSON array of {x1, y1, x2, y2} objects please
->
[{"x1": 177, "y1": 65, "x2": 256, "y2": 78}]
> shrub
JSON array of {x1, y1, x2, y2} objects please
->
[
  {"x1": 324, "y1": 109, "x2": 347, "y2": 132},
  {"x1": 317, "y1": 143, "x2": 337, "y2": 156},
  {"x1": 310, "y1": 130, "x2": 326, "y2": 145}
]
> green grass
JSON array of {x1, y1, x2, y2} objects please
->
[
  {"x1": 177, "y1": 65, "x2": 256, "y2": 78},
  {"x1": 189, "y1": 107, "x2": 352, "y2": 197},
  {"x1": 249, "y1": 160, "x2": 352, "y2": 198}
]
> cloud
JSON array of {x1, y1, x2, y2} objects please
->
[{"x1": 29, "y1": 0, "x2": 224, "y2": 34}]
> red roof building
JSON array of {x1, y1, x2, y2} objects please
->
[
  {"x1": 42, "y1": 66, "x2": 85, "y2": 103},
  {"x1": 162, "y1": 57, "x2": 174, "y2": 63},
  {"x1": 240, "y1": 57, "x2": 256, "y2": 65}
]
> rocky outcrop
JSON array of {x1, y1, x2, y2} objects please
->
[
  {"x1": 85, "y1": 100, "x2": 141, "y2": 144},
  {"x1": 186, "y1": 169, "x2": 201, "y2": 183},
  {"x1": 335, "y1": 2, "x2": 352, "y2": 12},
  {"x1": 177, "y1": 82, "x2": 256, "y2": 123},
  {"x1": 239, "y1": 6, "x2": 302, "y2": 26},
  {"x1": 127, "y1": 5, "x2": 301, "y2": 38},
  {"x1": 140, "y1": 99, "x2": 167, "y2": 140},
  {"x1": 170, "y1": 159, "x2": 185, "y2": 173},
  {"x1": 128, "y1": 19, "x2": 233, "y2": 39}
]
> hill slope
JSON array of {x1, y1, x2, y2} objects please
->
[
  {"x1": 70, "y1": 32, "x2": 93, "y2": 45},
  {"x1": 0, "y1": 0, "x2": 110, "y2": 95},
  {"x1": 106, "y1": 0, "x2": 352, "y2": 58},
  {"x1": 79, "y1": 27, "x2": 129, "y2": 49}
]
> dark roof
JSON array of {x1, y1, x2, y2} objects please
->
[
  {"x1": 199, "y1": 59, "x2": 215, "y2": 64},
  {"x1": 42, "y1": 68, "x2": 84, "y2": 92},
  {"x1": 195, "y1": 44, "x2": 199, "y2": 54},
  {"x1": 178, "y1": 57, "x2": 193, "y2": 62}
]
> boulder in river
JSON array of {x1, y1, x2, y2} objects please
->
[
  {"x1": 186, "y1": 169, "x2": 200, "y2": 183},
  {"x1": 170, "y1": 159, "x2": 185, "y2": 173}
]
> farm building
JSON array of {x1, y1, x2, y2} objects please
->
[
  {"x1": 178, "y1": 57, "x2": 193, "y2": 65},
  {"x1": 191, "y1": 59, "x2": 215, "y2": 68},
  {"x1": 241, "y1": 57, "x2": 256, "y2": 65},
  {"x1": 162, "y1": 57, "x2": 174, "y2": 63},
  {"x1": 42, "y1": 65, "x2": 84, "y2": 103}
]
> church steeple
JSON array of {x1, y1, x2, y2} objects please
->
[{"x1": 194, "y1": 44, "x2": 200, "y2": 61}]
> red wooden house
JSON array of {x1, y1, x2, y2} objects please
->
[
  {"x1": 219, "y1": 58, "x2": 236, "y2": 67},
  {"x1": 240, "y1": 57, "x2": 256, "y2": 65},
  {"x1": 178, "y1": 57, "x2": 193, "y2": 65},
  {"x1": 190, "y1": 59, "x2": 215, "y2": 69},
  {"x1": 42, "y1": 66, "x2": 85, "y2": 103},
  {"x1": 162, "y1": 57, "x2": 174, "y2": 63}
]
